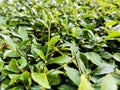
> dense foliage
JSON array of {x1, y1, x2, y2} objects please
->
[{"x1": 0, "y1": 0, "x2": 120, "y2": 90}]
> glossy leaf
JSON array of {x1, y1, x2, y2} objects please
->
[
  {"x1": 85, "y1": 52, "x2": 103, "y2": 67},
  {"x1": 113, "y1": 53, "x2": 120, "y2": 62},
  {"x1": 64, "y1": 67, "x2": 80, "y2": 85},
  {"x1": 49, "y1": 55, "x2": 71, "y2": 64}
]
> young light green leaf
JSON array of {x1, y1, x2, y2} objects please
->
[
  {"x1": 85, "y1": 52, "x2": 103, "y2": 67},
  {"x1": 105, "y1": 31, "x2": 120, "y2": 41},
  {"x1": 64, "y1": 67, "x2": 80, "y2": 85},
  {"x1": 105, "y1": 21, "x2": 117, "y2": 28},
  {"x1": 78, "y1": 75, "x2": 94, "y2": 90},
  {"x1": 49, "y1": 55, "x2": 71, "y2": 64},
  {"x1": 18, "y1": 26, "x2": 29, "y2": 41},
  {"x1": 34, "y1": 48, "x2": 45, "y2": 60},
  {"x1": 31, "y1": 72, "x2": 51, "y2": 89},
  {"x1": 113, "y1": 53, "x2": 120, "y2": 62},
  {"x1": 101, "y1": 74, "x2": 117, "y2": 90},
  {"x1": 0, "y1": 34, "x2": 16, "y2": 50}
]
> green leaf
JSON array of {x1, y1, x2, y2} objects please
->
[
  {"x1": 20, "y1": 71, "x2": 31, "y2": 86},
  {"x1": 58, "y1": 84, "x2": 76, "y2": 90},
  {"x1": 93, "y1": 63, "x2": 115, "y2": 75},
  {"x1": 105, "y1": 31, "x2": 120, "y2": 41},
  {"x1": 70, "y1": 43, "x2": 87, "y2": 74},
  {"x1": 10, "y1": 86, "x2": 24, "y2": 90},
  {"x1": 19, "y1": 57, "x2": 27, "y2": 68},
  {"x1": 101, "y1": 52, "x2": 112, "y2": 59},
  {"x1": 0, "y1": 60, "x2": 4, "y2": 72},
  {"x1": 42, "y1": 10, "x2": 48, "y2": 23},
  {"x1": 47, "y1": 73, "x2": 62, "y2": 85},
  {"x1": 9, "y1": 74, "x2": 20, "y2": 85},
  {"x1": 49, "y1": 55, "x2": 71, "y2": 64},
  {"x1": 105, "y1": 21, "x2": 117, "y2": 28},
  {"x1": 76, "y1": 52, "x2": 87, "y2": 75},
  {"x1": 64, "y1": 67, "x2": 80, "y2": 85},
  {"x1": 3, "y1": 50, "x2": 20, "y2": 59},
  {"x1": 113, "y1": 53, "x2": 120, "y2": 62},
  {"x1": 31, "y1": 72, "x2": 50, "y2": 89},
  {"x1": 0, "y1": 16, "x2": 6, "y2": 24},
  {"x1": 34, "y1": 48, "x2": 45, "y2": 60},
  {"x1": 48, "y1": 36, "x2": 59, "y2": 50},
  {"x1": 101, "y1": 74, "x2": 117, "y2": 90},
  {"x1": 18, "y1": 26, "x2": 29, "y2": 41},
  {"x1": 37, "y1": 19, "x2": 48, "y2": 29},
  {"x1": 0, "y1": 34, "x2": 16, "y2": 50},
  {"x1": 7, "y1": 59, "x2": 19, "y2": 73},
  {"x1": 31, "y1": 85, "x2": 41, "y2": 90},
  {"x1": 78, "y1": 75, "x2": 94, "y2": 90},
  {"x1": 85, "y1": 52, "x2": 103, "y2": 67}
]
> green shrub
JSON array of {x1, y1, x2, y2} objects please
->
[{"x1": 0, "y1": 0, "x2": 120, "y2": 90}]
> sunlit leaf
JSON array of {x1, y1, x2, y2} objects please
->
[
  {"x1": 31, "y1": 72, "x2": 51, "y2": 89},
  {"x1": 78, "y1": 75, "x2": 94, "y2": 90},
  {"x1": 85, "y1": 52, "x2": 103, "y2": 67},
  {"x1": 101, "y1": 74, "x2": 117, "y2": 90},
  {"x1": 3, "y1": 50, "x2": 20, "y2": 59}
]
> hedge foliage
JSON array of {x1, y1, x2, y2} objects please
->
[{"x1": 0, "y1": 0, "x2": 120, "y2": 90}]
